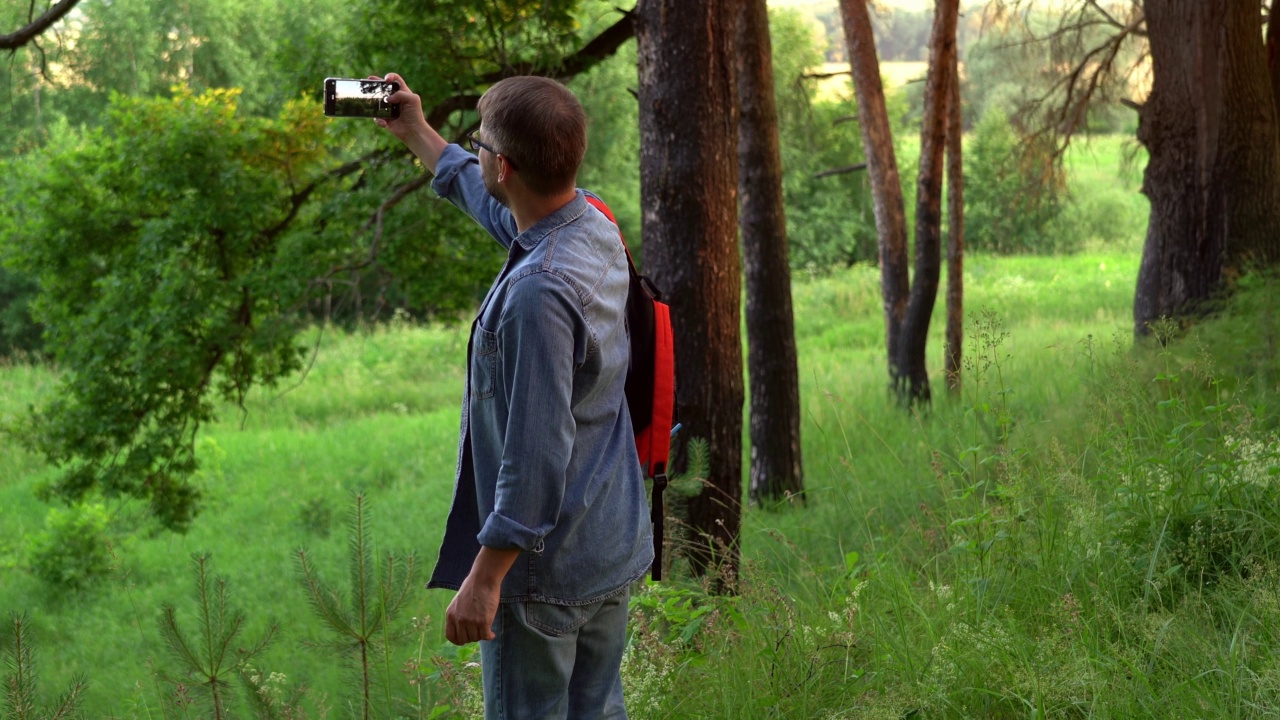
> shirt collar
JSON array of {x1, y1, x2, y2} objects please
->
[{"x1": 513, "y1": 191, "x2": 588, "y2": 252}]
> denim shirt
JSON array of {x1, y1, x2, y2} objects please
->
[{"x1": 425, "y1": 144, "x2": 654, "y2": 604}]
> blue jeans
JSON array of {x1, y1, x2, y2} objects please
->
[{"x1": 480, "y1": 589, "x2": 629, "y2": 720}]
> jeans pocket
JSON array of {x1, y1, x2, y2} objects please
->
[
  {"x1": 471, "y1": 326, "x2": 498, "y2": 400},
  {"x1": 523, "y1": 601, "x2": 591, "y2": 638}
]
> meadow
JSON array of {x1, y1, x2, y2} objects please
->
[{"x1": 3, "y1": 135, "x2": 1280, "y2": 718}]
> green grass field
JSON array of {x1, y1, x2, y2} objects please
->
[{"x1": 4, "y1": 135, "x2": 1280, "y2": 718}]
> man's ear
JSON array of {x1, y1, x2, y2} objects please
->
[{"x1": 498, "y1": 156, "x2": 512, "y2": 183}]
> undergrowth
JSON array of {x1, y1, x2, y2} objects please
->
[{"x1": 2, "y1": 272, "x2": 1277, "y2": 718}]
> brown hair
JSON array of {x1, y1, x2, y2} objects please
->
[{"x1": 477, "y1": 76, "x2": 587, "y2": 196}]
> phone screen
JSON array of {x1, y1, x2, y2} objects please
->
[{"x1": 324, "y1": 79, "x2": 400, "y2": 118}]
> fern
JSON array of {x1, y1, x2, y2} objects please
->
[
  {"x1": 295, "y1": 493, "x2": 416, "y2": 720},
  {"x1": 2, "y1": 612, "x2": 87, "y2": 720}
]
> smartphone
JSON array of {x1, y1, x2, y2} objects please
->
[{"x1": 324, "y1": 78, "x2": 401, "y2": 119}]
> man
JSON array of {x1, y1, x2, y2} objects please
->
[{"x1": 375, "y1": 72, "x2": 653, "y2": 719}]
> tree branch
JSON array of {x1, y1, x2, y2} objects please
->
[
  {"x1": 424, "y1": 8, "x2": 637, "y2": 124},
  {"x1": 1084, "y1": 0, "x2": 1125, "y2": 30},
  {"x1": 803, "y1": 70, "x2": 851, "y2": 80},
  {"x1": 813, "y1": 163, "x2": 867, "y2": 178},
  {"x1": 0, "y1": 0, "x2": 79, "y2": 51}
]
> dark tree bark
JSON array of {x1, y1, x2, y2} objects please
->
[
  {"x1": 944, "y1": 52, "x2": 964, "y2": 395},
  {"x1": 737, "y1": 0, "x2": 804, "y2": 506},
  {"x1": 841, "y1": 0, "x2": 958, "y2": 405},
  {"x1": 1269, "y1": 3, "x2": 1280, "y2": 127},
  {"x1": 0, "y1": 0, "x2": 80, "y2": 51},
  {"x1": 898, "y1": 0, "x2": 960, "y2": 405},
  {"x1": 636, "y1": 0, "x2": 743, "y2": 580},
  {"x1": 1134, "y1": 0, "x2": 1280, "y2": 333},
  {"x1": 839, "y1": 0, "x2": 911, "y2": 391}
]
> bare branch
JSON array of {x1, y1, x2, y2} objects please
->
[
  {"x1": 802, "y1": 69, "x2": 851, "y2": 80},
  {"x1": 1084, "y1": 0, "x2": 1125, "y2": 30},
  {"x1": 1003, "y1": 0, "x2": 1146, "y2": 161},
  {"x1": 0, "y1": 0, "x2": 79, "y2": 51},
  {"x1": 813, "y1": 163, "x2": 867, "y2": 178}
]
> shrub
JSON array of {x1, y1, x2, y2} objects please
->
[
  {"x1": 965, "y1": 108, "x2": 1074, "y2": 254},
  {"x1": 27, "y1": 502, "x2": 114, "y2": 592},
  {"x1": 0, "y1": 266, "x2": 42, "y2": 358}
]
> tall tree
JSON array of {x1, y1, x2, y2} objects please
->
[
  {"x1": 636, "y1": 0, "x2": 744, "y2": 579},
  {"x1": 944, "y1": 54, "x2": 964, "y2": 394},
  {"x1": 1269, "y1": 3, "x2": 1280, "y2": 130},
  {"x1": 737, "y1": 0, "x2": 803, "y2": 505},
  {"x1": 996, "y1": 0, "x2": 1280, "y2": 333},
  {"x1": 840, "y1": 0, "x2": 960, "y2": 405},
  {"x1": 841, "y1": 0, "x2": 910, "y2": 396},
  {"x1": 1134, "y1": 0, "x2": 1280, "y2": 331}
]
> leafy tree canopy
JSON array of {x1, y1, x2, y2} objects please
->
[{"x1": 0, "y1": 0, "x2": 635, "y2": 529}]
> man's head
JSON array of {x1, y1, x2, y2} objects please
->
[{"x1": 476, "y1": 76, "x2": 587, "y2": 198}]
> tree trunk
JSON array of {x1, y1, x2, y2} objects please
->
[
  {"x1": 636, "y1": 0, "x2": 743, "y2": 581},
  {"x1": 897, "y1": 0, "x2": 960, "y2": 406},
  {"x1": 1135, "y1": 0, "x2": 1280, "y2": 333},
  {"x1": 737, "y1": 0, "x2": 804, "y2": 506},
  {"x1": 944, "y1": 51, "x2": 964, "y2": 395},
  {"x1": 839, "y1": 0, "x2": 911, "y2": 393},
  {"x1": 1268, "y1": 1, "x2": 1280, "y2": 132}
]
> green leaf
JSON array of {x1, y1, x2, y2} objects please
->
[{"x1": 844, "y1": 551, "x2": 860, "y2": 574}]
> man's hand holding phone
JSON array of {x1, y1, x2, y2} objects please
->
[{"x1": 368, "y1": 73, "x2": 448, "y2": 175}]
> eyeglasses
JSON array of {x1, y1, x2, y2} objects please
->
[
  {"x1": 467, "y1": 131, "x2": 497, "y2": 155},
  {"x1": 467, "y1": 131, "x2": 518, "y2": 169}
]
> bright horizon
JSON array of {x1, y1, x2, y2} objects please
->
[{"x1": 769, "y1": 0, "x2": 936, "y2": 10}]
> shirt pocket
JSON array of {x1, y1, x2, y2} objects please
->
[{"x1": 471, "y1": 325, "x2": 498, "y2": 400}]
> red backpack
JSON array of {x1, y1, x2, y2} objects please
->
[{"x1": 585, "y1": 192, "x2": 676, "y2": 581}]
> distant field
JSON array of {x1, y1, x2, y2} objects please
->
[{"x1": 812, "y1": 60, "x2": 931, "y2": 101}]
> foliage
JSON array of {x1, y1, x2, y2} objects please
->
[
  {"x1": 157, "y1": 553, "x2": 279, "y2": 719},
  {"x1": 1092, "y1": 319, "x2": 1280, "y2": 595},
  {"x1": 26, "y1": 502, "x2": 113, "y2": 594},
  {"x1": 772, "y1": 8, "x2": 877, "y2": 270},
  {"x1": 0, "y1": 139, "x2": 1153, "y2": 712},
  {"x1": 295, "y1": 493, "x2": 417, "y2": 718},
  {"x1": 2, "y1": 612, "x2": 88, "y2": 720},
  {"x1": 964, "y1": 107, "x2": 1072, "y2": 254},
  {"x1": 1, "y1": 88, "x2": 335, "y2": 530},
  {"x1": 572, "y1": 38, "x2": 642, "y2": 252},
  {"x1": 2, "y1": 255, "x2": 1279, "y2": 716},
  {"x1": 0, "y1": 0, "x2": 639, "y2": 533},
  {"x1": 354, "y1": 0, "x2": 587, "y2": 117},
  {"x1": 0, "y1": 267, "x2": 41, "y2": 359},
  {"x1": 609, "y1": 274, "x2": 1280, "y2": 718}
]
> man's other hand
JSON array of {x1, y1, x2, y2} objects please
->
[
  {"x1": 445, "y1": 573, "x2": 500, "y2": 645},
  {"x1": 444, "y1": 546, "x2": 520, "y2": 645}
]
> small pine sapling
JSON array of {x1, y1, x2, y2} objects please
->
[
  {"x1": 157, "y1": 554, "x2": 279, "y2": 720},
  {"x1": 2, "y1": 612, "x2": 88, "y2": 720},
  {"x1": 294, "y1": 493, "x2": 416, "y2": 720}
]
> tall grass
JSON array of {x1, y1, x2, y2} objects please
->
[
  {"x1": 2, "y1": 127, "x2": 1275, "y2": 715},
  {"x1": 625, "y1": 269, "x2": 1280, "y2": 719},
  {"x1": 3, "y1": 256, "x2": 1277, "y2": 716}
]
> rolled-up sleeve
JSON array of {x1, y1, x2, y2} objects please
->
[
  {"x1": 475, "y1": 272, "x2": 585, "y2": 551},
  {"x1": 430, "y1": 144, "x2": 518, "y2": 249}
]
